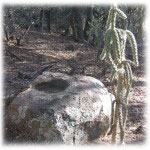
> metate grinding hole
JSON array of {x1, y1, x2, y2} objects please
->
[{"x1": 34, "y1": 78, "x2": 69, "y2": 93}]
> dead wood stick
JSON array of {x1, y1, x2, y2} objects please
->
[{"x1": 6, "y1": 49, "x2": 22, "y2": 61}]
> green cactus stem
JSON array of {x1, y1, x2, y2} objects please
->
[
  {"x1": 100, "y1": 5, "x2": 139, "y2": 145},
  {"x1": 111, "y1": 72, "x2": 123, "y2": 144}
]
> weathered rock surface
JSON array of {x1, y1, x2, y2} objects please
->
[{"x1": 6, "y1": 72, "x2": 114, "y2": 144}]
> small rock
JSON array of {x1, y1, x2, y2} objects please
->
[
  {"x1": 131, "y1": 126, "x2": 144, "y2": 134},
  {"x1": 18, "y1": 72, "x2": 32, "y2": 80},
  {"x1": 59, "y1": 40, "x2": 64, "y2": 43},
  {"x1": 65, "y1": 45, "x2": 74, "y2": 51}
]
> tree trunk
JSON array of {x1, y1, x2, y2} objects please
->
[
  {"x1": 40, "y1": 9, "x2": 44, "y2": 33},
  {"x1": 64, "y1": 28, "x2": 69, "y2": 36},
  {"x1": 84, "y1": 7, "x2": 93, "y2": 41},
  {"x1": 45, "y1": 9, "x2": 51, "y2": 33},
  {"x1": 16, "y1": 38, "x2": 21, "y2": 46},
  {"x1": 70, "y1": 8, "x2": 78, "y2": 41},
  {"x1": 4, "y1": 29, "x2": 9, "y2": 41},
  {"x1": 5, "y1": 8, "x2": 15, "y2": 39},
  {"x1": 71, "y1": 7, "x2": 84, "y2": 42}
]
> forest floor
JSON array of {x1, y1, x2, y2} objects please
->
[{"x1": 3, "y1": 30, "x2": 146, "y2": 145}]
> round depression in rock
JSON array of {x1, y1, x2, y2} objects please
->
[{"x1": 33, "y1": 78, "x2": 69, "y2": 93}]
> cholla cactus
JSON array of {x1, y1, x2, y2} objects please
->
[{"x1": 100, "y1": 5, "x2": 139, "y2": 144}]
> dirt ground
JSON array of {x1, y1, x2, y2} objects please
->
[{"x1": 3, "y1": 30, "x2": 146, "y2": 145}]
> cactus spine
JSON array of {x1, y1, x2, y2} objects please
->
[{"x1": 100, "y1": 5, "x2": 139, "y2": 144}]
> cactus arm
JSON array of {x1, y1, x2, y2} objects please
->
[
  {"x1": 111, "y1": 68, "x2": 117, "y2": 97},
  {"x1": 112, "y1": 29, "x2": 121, "y2": 61},
  {"x1": 122, "y1": 59, "x2": 136, "y2": 66},
  {"x1": 111, "y1": 73, "x2": 123, "y2": 144},
  {"x1": 111, "y1": 7, "x2": 117, "y2": 29},
  {"x1": 116, "y1": 8, "x2": 127, "y2": 19},
  {"x1": 106, "y1": 7, "x2": 113, "y2": 29},
  {"x1": 126, "y1": 30, "x2": 139, "y2": 66},
  {"x1": 100, "y1": 48, "x2": 106, "y2": 60},
  {"x1": 104, "y1": 29, "x2": 112, "y2": 52},
  {"x1": 124, "y1": 63, "x2": 133, "y2": 101},
  {"x1": 107, "y1": 53, "x2": 118, "y2": 72},
  {"x1": 116, "y1": 29, "x2": 127, "y2": 60}
]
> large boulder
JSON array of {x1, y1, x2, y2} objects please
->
[{"x1": 6, "y1": 72, "x2": 114, "y2": 144}]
